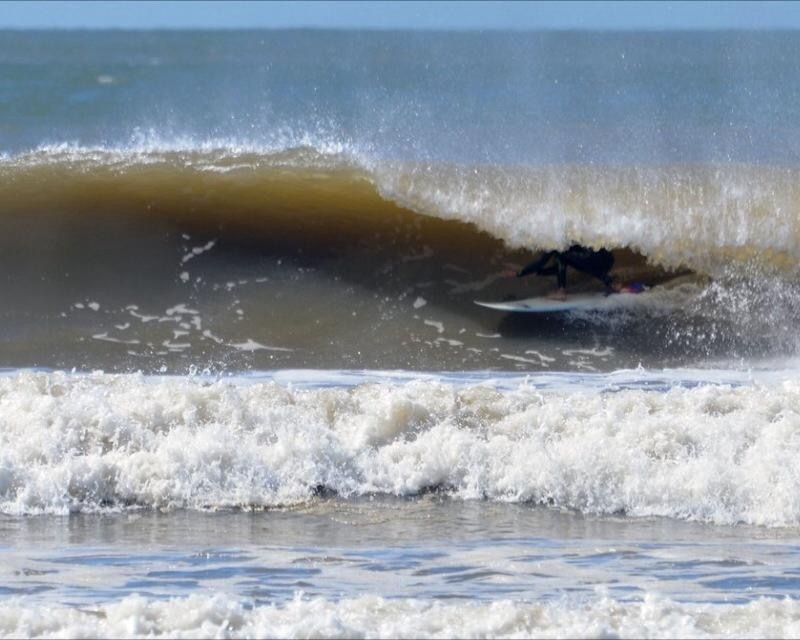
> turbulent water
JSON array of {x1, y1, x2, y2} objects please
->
[{"x1": 2, "y1": 29, "x2": 800, "y2": 638}]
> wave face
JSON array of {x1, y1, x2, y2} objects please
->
[
  {"x1": 1, "y1": 147, "x2": 799, "y2": 371},
  {"x1": 6, "y1": 148, "x2": 800, "y2": 276},
  {"x1": 2, "y1": 370, "x2": 800, "y2": 527}
]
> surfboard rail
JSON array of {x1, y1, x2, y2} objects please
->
[{"x1": 474, "y1": 292, "x2": 643, "y2": 313}]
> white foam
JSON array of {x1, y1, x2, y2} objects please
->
[
  {"x1": 436, "y1": 338, "x2": 463, "y2": 347},
  {"x1": 562, "y1": 347, "x2": 614, "y2": 358},
  {"x1": 500, "y1": 353, "x2": 546, "y2": 366},
  {"x1": 91, "y1": 333, "x2": 140, "y2": 345},
  {"x1": 181, "y1": 240, "x2": 217, "y2": 264},
  {"x1": 127, "y1": 307, "x2": 161, "y2": 323},
  {"x1": 2, "y1": 592, "x2": 800, "y2": 639},
  {"x1": 231, "y1": 339, "x2": 292, "y2": 353},
  {"x1": 423, "y1": 319, "x2": 444, "y2": 333},
  {"x1": 525, "y1": 350, "x2": 556, "y2": 363},
  {"x1": 2, "y1": 370, "x2": 800, "y2": 525},
  {"x1": 166, "y1": 304, "x2": 200, "y2": 316},
  {"x1": 372, "y1": 162, "x2": 800, "y2": 277}
]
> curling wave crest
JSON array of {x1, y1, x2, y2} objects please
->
[
  {"x1": 3, "y1": 371, "x2": 800, "y2": 526},
  {"x1": 4, "y1": 143, "x2": 800, "y2": 277}
]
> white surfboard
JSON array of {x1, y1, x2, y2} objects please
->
[{"x1": 474, "y1": 292, "x2": 638, "y2": 313}]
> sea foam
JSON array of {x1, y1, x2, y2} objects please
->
[
  {"x1": 2, "y1": 371, "x2": 800, "y2": 526},
  {"x1": 2, "y1": 591, "x2": 800, "y2": 639}
]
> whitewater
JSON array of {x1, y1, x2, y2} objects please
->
[
  {"x1": 2, "y1": 28, "x2": 800, "y2": 638},
  {"x1": 3, "y1": 368, "x2": 800, "y2": 527}
]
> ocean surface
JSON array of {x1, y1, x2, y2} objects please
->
[{"x1": 2, "y1": 29, "x2": 800, "y2": 637}]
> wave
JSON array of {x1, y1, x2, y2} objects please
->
[
  {"x1": 3, "y1": 591, "x2": 800, "y2": 638},
  {"x1": 3, "y1": 370, "x2": 800, "y2": 526},
  {"x1": 4, "y1": 142, "x2": 799, "y2": 370},
  {"x1": 2, "y1": 143, "x2": 799, "y2": 277}
]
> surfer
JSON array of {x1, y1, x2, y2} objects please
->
[{"x1": 501, "y1": 244, "x2": 617, "y2": 300}]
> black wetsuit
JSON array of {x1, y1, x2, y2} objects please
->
[{"x1": 517, "y1": 245, "x2": 614, "y2": 290}]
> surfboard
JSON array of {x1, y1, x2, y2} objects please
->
[{"x1": 474, "y1": 292, "x2": 637, "y2": 313}]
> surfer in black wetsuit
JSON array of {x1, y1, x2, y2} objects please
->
[{"x1": 502, "y1": 244, "x2": 615, "y2": 300}]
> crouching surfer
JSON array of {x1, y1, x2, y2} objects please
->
[{"x1": 501, "y1": 244, "x2": 645, "y2": 300}]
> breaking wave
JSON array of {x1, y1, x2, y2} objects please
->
[
  {"x1": 3, "y1": 591, "x2": 800, "y2": 639},
  {"x1": 3, "y1": 143, "x2": 800, "y2": 277},
  {"x1": 3, "y1": 370, "x2": 800, "y2": 527}
]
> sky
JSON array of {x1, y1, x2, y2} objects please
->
[{"x1": 2, "y1": 1, "x2": 800, "y2": 31}]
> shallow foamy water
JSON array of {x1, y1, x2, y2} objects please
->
[
  {"x1": 0, "y1": 369, "x2": 798, "y2": 637},
  {"x1": 2, "y1": 503, "x2": 800, "y2": 638}
]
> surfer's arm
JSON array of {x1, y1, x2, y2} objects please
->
[{"x1": 516, "y1": 251, "x2": 557, "y2": 278}]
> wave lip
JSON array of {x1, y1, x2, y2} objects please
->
[{"x1": 2, "y1": 371, "x2": 800, "y2": 526}]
